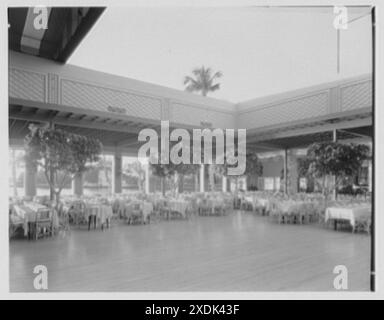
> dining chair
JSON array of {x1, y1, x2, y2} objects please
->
[
  {"x1": 34, "y1": 208, "x2": 53, "y2": 240},
  {"x1": 353, "y1": 216, "x2": 371, "y2": 234}
]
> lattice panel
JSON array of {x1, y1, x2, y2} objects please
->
[
  {"x1": 171, "y1": 102, "x2": 205, "y2": 126},
  {"x1": 205, "y1": 109, "x2": 235, "y2": 129},
  {"x1": 9, "y1": 68, "x2": 46, "y2": 102},
  {"x1": 341, "y1": 80, "x2": 372, "y2": 111},
  {"x1": 238, "y1": 92, "x2": 329, "y2": 129},
  {"x1": 171, "y1": 102, "x2": 235, "y2": 128},
  {"x1": 61, "y1": 80, "x2": 162, "y2": 119}
]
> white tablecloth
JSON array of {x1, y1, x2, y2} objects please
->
[
  {"x1": 244, "y1": 196, "x2": 269, "y2": 211},
  {"x1": 169, "y1": 200, "x2": 189, "y2": 217},
  {"x1": 12, "y1": 203, "x2": 56, "y2": 236},
  {"x1": 142, "y1": 202, "x2": 153, "y2": 220},
  {"x1": 325, "y1": 205, "x2": 371, "y2": 227},
  {"x1": 84, "y1": 202, "x2": 113, "y2": 224}
]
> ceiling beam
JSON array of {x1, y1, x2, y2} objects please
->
[
  {"x1": 337, "y1": 129, "x2": 372, "y2": 139},
  {"x1": 247, "y1": 116, "x2": 372, "y2": 143},
  {"x1": 9, "y1": 109, "x2": 144, "y2": 135},
  {"x1": 9, "y1": 97, "x2": 161, "y2": 127},
  {"x1": 245, "y1": 107, "x2": 372, "y2": 136},
  {"x1": 247, "y1": 142, "x2": 284, "y2": 151}
]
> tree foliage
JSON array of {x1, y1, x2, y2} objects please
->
[
  {"x1": 183, "y1": 66, "x2": 223, "y2": 97},
  {"x1": 24, "y1": 124, "x2": 102, "y2": 200},
  {"x1": 149, "y1": 151, "x2": 200, "y2": 195},
  {"x1": 213, "y1": 150, "x2": 263, "y2": 178},
  {"x1": 306, "y1": 142, "x2": 370, "y2": 197},
  {"x1": 123, "y1": 161, "x2": 146, "y2": 191}
]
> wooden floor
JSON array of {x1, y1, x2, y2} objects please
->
[{"x1": 9, "y1": 211, "x2": 370, "y2": 292}]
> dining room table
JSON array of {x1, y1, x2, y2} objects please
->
[
  {"x1": 243, "y1": 195, "x2": 270, "y2": 214},
  {"x1": 142, "y1": 201, "x2": 154, "y2": 221},
  {"x1": 269, "y1": 199, "x2": 308, "y2": 224},
  {"x1": 168, "y1": 199, "x2": 189, "y2": 218},
  {"x1": 11, "y1": 202, "x2": 58, "y2": 237},
  {"x1": 325, "y1": 204, "x2": 371, "y2": 232},
  {"x1": 83, "y1": 200, "x2": 113, "y2": 229}
]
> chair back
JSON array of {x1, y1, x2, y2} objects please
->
[{"x1": 36, "y1": 208, "x2": 51, "y2": 221}]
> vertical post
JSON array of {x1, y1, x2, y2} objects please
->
[
  {"x1": 283, "y1": 149, "x2": 288, "y2": 195},
  {"x1": 174, "y1": 173, "x2": 179, "y2": 195},
  {"x1": 194, "y1": 173, "x2": 199, "y2": 192},
  {"x1": 72, "y1": 172, "x2": 84, "y2": 196},
  {"x1": 145, "y1": 161, "x2": 150, "y2": 194},
  {"x1": 178, "y1": 174, "x2": 184, "y2": 194},
  {"x1": 49, "y1": 122, "x2": 55, "y2": 200},
  {"x1": 243, "y1": 177, "x2": 248, "y2": 191},
  {"x1": 222, "y1": 176, "x2": 227, "y2": 192},
  {"x1": 112, "y1": 153, "x2": 122, "y2": 194},
  {"x1": 333, "y1": 129, "x2": 337, "y2": 200},
  {"x1": 370, "y1": 8, "x2": 375, "y2": 292},
  {"x1": 24, "y1": 159, "x2": 37, "y2": 198},
  {"x1": 368, "y1": 160, "x2": 372, "y2": 193},
  {"x1": 199, "y1": 164, "x2": 205, "y2": 193}
]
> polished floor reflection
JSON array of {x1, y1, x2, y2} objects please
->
[{"x1": 10, "y1": 211, "x2": 370, "y2": 292}]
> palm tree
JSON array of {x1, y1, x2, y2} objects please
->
[
  {"x1": 183, "y1": 66, "x2": 222, "y2": 97},
  {"x1": 183, "y1": 66, "x2": 223, "y2": 191}
]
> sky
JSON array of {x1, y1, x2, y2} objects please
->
[{"x1": 68, "y1": 6, "x2": 372, "y2": 102}]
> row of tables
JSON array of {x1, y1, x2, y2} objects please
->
[
  {"x1": 10, "y1": 192, "x2": 372, "y2": 239},
  {"x1": 239, "y1": 192, "x2": 372, "y2": 233}
]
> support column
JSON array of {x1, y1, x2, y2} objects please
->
[
  {"x1": 368, "y1": 161, "x2": 372, "y2": 193},
  {"x1": 24, "y1": 160, "x2": 37, "y2": 198},
  {"x1": 200, "y1": 164, "x2": 205, "y2": 192},
  {"x1": 145, "y1": 162, "x2": 150, "y2": 194},
  {"x1": 112, "y1": 153, "x2": 122, "y2": 194},
  {"x1": 283, "y1": 149, "x2": 288, "y2": 195},
  {"x1": 243, "y1": 177, "x2": 248, "y2": 191},
  {"x1": 333, "y1": 129, "x2": 337, "y2": 200},
  {"x1": 222, "y1": 176, "x2": 227, "y2": 192},
  {"x1": 178, "y1": 174, "x2": 184, "y2": 194},
  {"x1": 194, "y1": 173, "x2": 199, "y2": 192},
  {"x1": 49, "y1": 122, "x2": 55, "y2": 200},
  {"x1": 72, "y1": 172, "x2": 84, "y2": 197}
]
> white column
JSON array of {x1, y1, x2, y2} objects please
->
[
  {"x1": 283, "y1": 149, "x2": 288, "y2": 195},
  {"x1": 194, "y1": 173, "x2": 199, "y2": 192},
  {"x1": 112, "y1": 153, "x2": 122, "y2": 194},
  {"x1": 222, "y1": 176, "x2": 227, "y2": 192},
  {"x1": 243, "y1": 177, "x2": 248, "y2": 191},
  {"x1": 200, "y1": 164, "x2": 205, "y2": 193},
  {"x1": 24, "y1": 161, "x2": 37, "y2": 198},
  {"x1": 72, "y1": 172, "x2": 84, "y2": 196},
  {"x1": 145, "y1": 162, "x2": 150, "y2": 194},
  {"x1": 332, "y1": 129, "x2": 337, "y2": 200}
]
